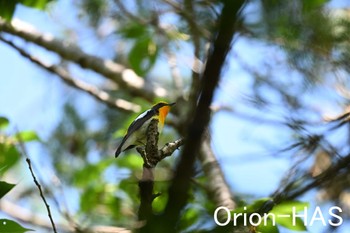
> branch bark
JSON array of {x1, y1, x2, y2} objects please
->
[
  {"x1": 199, "y1": 134, "x2": 236, "y2": 210},
  {"x1": 0, "y1": 18, "x2": 166, "y2": 101},
  {"x1": 143, "y1": 1, "x2": 246, "y2": 231},
  {"x1": 137, "y1": 119, "x2": 184, "y2": 225}
]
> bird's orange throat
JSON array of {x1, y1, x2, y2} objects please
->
[{"x1": 159, "y1": 106, "x2": 170, "y2": 128}]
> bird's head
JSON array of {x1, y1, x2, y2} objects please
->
[{"x1": 152, "y1": 102, "x2": 175, "y2": 126}]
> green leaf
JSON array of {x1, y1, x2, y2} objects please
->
[
  {"x1": 270, "y1": 201, "x2": 309, "y2": 231},
  {"x1": 179, "y1": 207, "x2": 200, "y2": 231},
  {"x1": 0, "y1": 117, "x2": 9, "y2": 130},
  {"x1": 0, "y1": 0, "x2": 18, "y2": 21},
  {"x1": 74, "y1": 159, "x2": 114, "y2": 186},
  {"x1": 119, "y1": 22, "x2": 148, "y2": 39},
  {"x1": 270, "y1": 201, "x2": 309, "y2": 215},
  {"x1": 80, "y1": 185, "x2": 103, "y2": 212},
  {"x1": 128, "y1": 37, "x2": 158, "y2": 76},
  {"x1": 303, "y1": 0, "x2": 329, "y2": 11},
  {"x1": 0, "y1": 219, "x2": 33, "y2": 232},
  {"x1": 0, "y1": 144, "x2": 21, "y2": 175},
  {"x1": 0, "y1": 181, "x2": 15, "y2": 199},
  {"x1": 276, "y1": 216, "x2": 307, "y2": 231},
  {"x1": 15, "y1": 131, "x2": 40, "y2": 142},
  {"x1": 20, "y1": 0, "x2": 52, "y2": 10},
  {"x1": 232, "y1": 198, "x2": 272, "y2": 215},
  {"x1": 257, "y1": 217, "x2": 279, "y2": 233},
  {"x1": 0, "y1": 0, "x2": 52, "y2": 21},
  {"x1": 115, "y1": 153, "x2": 143, "y2": 170}
]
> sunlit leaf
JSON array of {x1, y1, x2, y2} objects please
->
[
  {"x1": 20, "y1": 0, "x2": 53, "y2": 9},
  {"x1": 232, "y1": 198, "x2": 272, "y2": 215},
  {"x1": 15, "y1": 131, "x2": 40, "y2": 142},
  {"x1": 270, "y1": 201, "x2": 309, "y2": 215},
  {"x1": 152, "y1": 192, "x2": 168, "y2": 213},
  {"x1": 179, "y1": 207, "x2": 200, "y2": 231},
  {"x1": 128, "y1": 37, "x2": 158, "y2": 76},
  {"x1": 0, "y1": 181, "x2": 15, "y2": 199},
  {"x1": 0, "y1": 144, "x2": 21, "y2": 175},
  {"x1": 0, "y1": 219, "x2": 33, "y2": 232},
  {"x1": 270, "y1": 201, "x2": 309, "y2": 231},
  {"x1": 0, "y1": 117, "x2": 9, "y2": 130}
]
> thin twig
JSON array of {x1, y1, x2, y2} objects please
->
[
  {"x1": 199, "y1": 134, "x2": 236, "y2": 210},
  {"x1": 25, "y1": 158, "x2": 58, "y2": 233},
  {"x1": 16, "y1": 131, "x2": 57, "y2": 233}
]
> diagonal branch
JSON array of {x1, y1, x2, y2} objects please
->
[
  {"x1": 142, "y1": 1, "x2": 246, "y2": 231},
  {"x1": 200, "y1": 133, "x2": 236, "y2": 210},
  {"x1": 0, "y1": 18, "x2": 166, "y2": 101},
  {"x1": 0, "y1": 36, "x2": 141, "y2": 113},
  {"x1": 274, "y1": 153, "x2": 350, "y2": 203},
  {"x1": 16, "y1": 131, "x2": 57, "y2": 233}
]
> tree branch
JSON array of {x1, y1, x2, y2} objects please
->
[
  {"x1": 143, "y1": 1, "x2": 246, "y2": 231},
  {"x1": 0, "y1": 18, "x2": 166, "y2": 101},
  {"x1": 137, "y1": 119, "x2": 184, "y2": 225},
  {"x1": 0, "y1": 36, "x2": 141, "y2": 113},
  {"x1": 158, "y1": 138, "x2": 184, "y2": 159},
  {"x1": 15, "y1": 131, "x2": 58, "y2": 233},
  {"x1": 199, "y1": 134, "x2": 236, "y2": 210},
  {"x1": 138, "y1": 119, "x2": 159, "y2": 222},
  {"x1": 274, "y1": 153, "x2": 350, "y2": 203},
  {"x1": 25, "y1": 158, "x2": 57, "y2": 233}
]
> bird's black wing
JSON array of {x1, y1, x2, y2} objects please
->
[{"x1": 115, "y1": 109, "x2": 156, "y2": 157}]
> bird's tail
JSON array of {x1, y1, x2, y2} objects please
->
[{"x1": 115, "y1": 146, "x2": 122, "y2": 157}]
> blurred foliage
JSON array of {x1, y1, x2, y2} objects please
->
[
  {"x1": 0, "y1": 116, "x2": 35, "y2": 232},
  {"x1": 0, "y1": 0, "x2": 54, "y2": 21},
  {"x1": 1, "y1": 0, "x2": 350, "y2": 232}
]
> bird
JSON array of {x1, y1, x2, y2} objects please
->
[{"x1": 115, "y1": 102, "x2": 175, "y2": 157}]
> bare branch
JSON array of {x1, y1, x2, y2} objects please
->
[
  {"x1": 159, "y1": 138, "x2": 184, "y2": 158},
  {"x1": 199, "y1": 134, "x2": 236, "y2": 210},
  {"x1": 15, "y1": 131, "x2": 58, "y2": 233},
  {"x1": 25, "y1": 159, "x2": 57, "y2": 233},
  {"x1": 0, "y1": 18, "x2": 166, "y2": 101},
  {"x1": 0, "y1": 36, "x2": 141, "y2": 113},
  {"x1": 184, "y1": 0, "x2": 204, "y2": 105},
  {"x1": 273, "y1": 153, "x2": 350, "y2": 203}
]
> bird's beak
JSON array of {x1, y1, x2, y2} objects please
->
[{"x1": 168, "y1": 102, "x2": 176, "y2": 106}]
